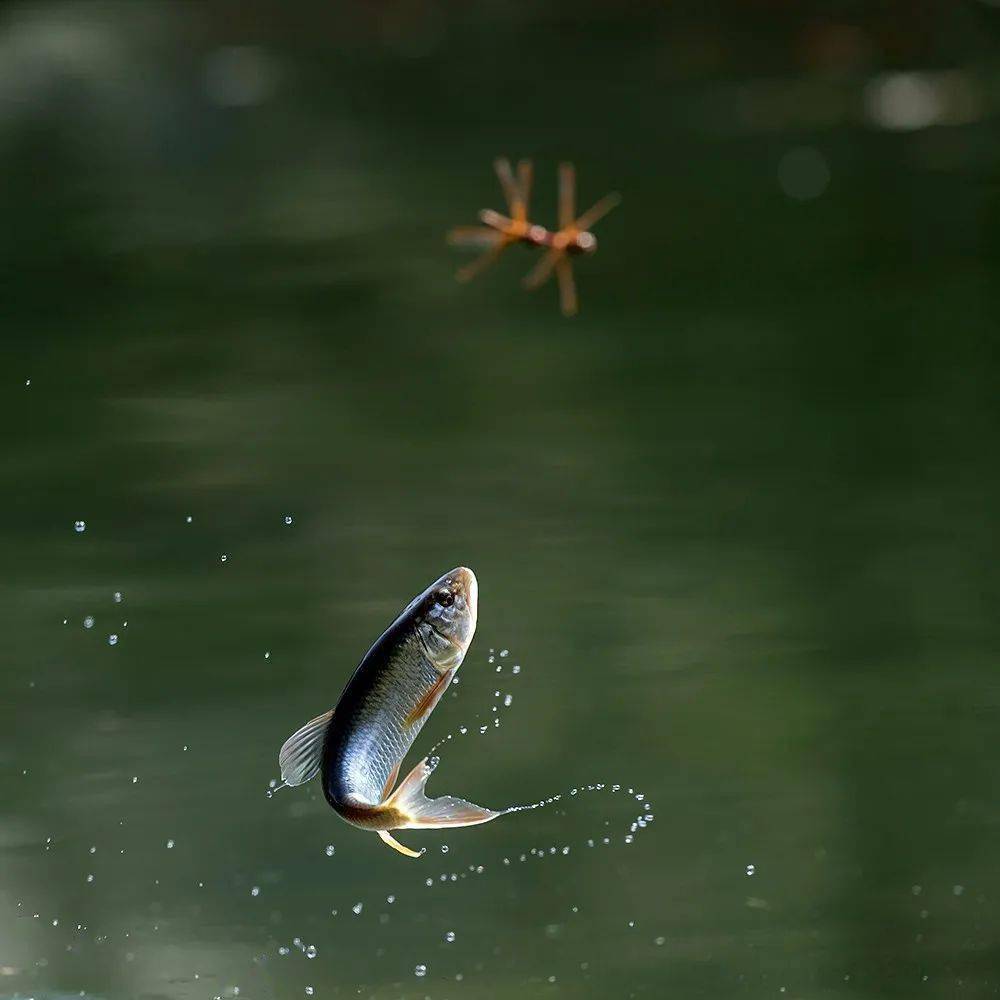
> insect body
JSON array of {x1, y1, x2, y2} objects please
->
[{"x1": 449, "y1": 158, "x2": 620, "y2": 316}]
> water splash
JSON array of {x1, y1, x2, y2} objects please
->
[
  {"x1": 425, "y1": 647, "x2": 653, "y2": 856},
  {"x1": 428, "y1": 648, "x2": 522, "y2": 756}
]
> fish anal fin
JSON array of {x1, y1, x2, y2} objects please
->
[
  {"x1": 384, "y1": 756, "x2": 500, "y2": 830},
  {"x1": 377, "y1": 830, "x2": 423, "y2": 859},
  {"x1": 381, "y1": 759, "x2": 403, "y2": 801},
  {"x1": 278, "y1": 709, "x2": 334, "y2": 786},
  {"x1": 403, "y1": 668, "x2": 454, "y2": 729}
]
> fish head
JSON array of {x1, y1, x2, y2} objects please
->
[{"x1": 413, "y1": 567, "x2": 478, "y2": 668}]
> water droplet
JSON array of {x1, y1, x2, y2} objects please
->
[
  {"x1": 220, "y1": 554, "x2": 228, "y2": 562},
  {"x1": 304, "y1": 989, "x2": 314, "y2": 997},
  {"x1": 25, "y1": 379, "x2": 31, "y2": 386},
  {"x1": 264, "y1": 651, "x2": 270, "y2": 659},
  {"x1": 278, "y1": 946, "x2": 289, "y2": 956},
  {"x1": 250, "y1": 886, "x2": 260, "y2": 897},
  {"x1": 352, "y1": 902, "x2": 363, "y2": 915},
  {"x1": 74, "y1": 520, "x2": 86, "y2": 533},
  {"x1": 444, "y1": 931, "x2": 455, "y2": 943},
  {"x1": 511, "y1": 664, "x2": 521, "y2": 674},
  {"x1": 166, "y1": 839, "x2": 175, "y2": 849},
  {"x1": 185, "y1": 515, "x2": 193, "y2": 523},
  {"x1": 283, "y1": 515, "x2": 293, "y2": 525},
  {"x1": 745, "y1": 864, "x2": 756, "y2": 876},
  {"x1": 305, "y1": 944, "x2": 317, "y2": 959},
  {"x1": 83, "y1": 616, "x2": 95, "y2": 629},
  {"x1": 440, "y1": 844, "x2": 449, "y2": 853},
  {"x1": 86, "y1": 874, "x2": 94, "y2": 883},
  {"x1": 414, "y1": 964, "x2": 427, "y2": 978},
  {"x1": 108, "y1": 634, "x2": 118, "y2": 646},
  {"x1": 113, "y1": 591, "x2": 123, "y2": 603},
  {"x1": 953, "y1": 884, "x2": 965, "y2": 896},
  {"x1": 655, "y1": 935, "x2": 666, "y2": 946},
  {"x1": 503, "y1": 693, "x2": 513, "y2": 707},
  {"x1": 324, "y1": 844, "x2": 335, "y2": 857},
  {"x1": 500, "y1": 649, "x2": 509, "y2": 657}
]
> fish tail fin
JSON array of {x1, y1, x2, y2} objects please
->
[{"x1": 384, "y1": 756, "x2": 500, "y2": 829}]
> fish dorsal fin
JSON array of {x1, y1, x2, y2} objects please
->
[
  {"x1": 278, "y1": 709, "x2": 334, "y2": 786},
  {"x1": 384, "y1": 756, "x2": 500, "y2": 830}
]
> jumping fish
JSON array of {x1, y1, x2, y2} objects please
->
[{"x1": 277, "y1": 567, "x2": 500, "y2": 858}]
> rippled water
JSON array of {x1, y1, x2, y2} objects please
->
[{"x1": 2, "y1": 3, "x2": 999, "y2": 999}]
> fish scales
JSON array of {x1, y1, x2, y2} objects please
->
[{"x1": 326, "y1": 633, "x2": 437, "y2": 807}]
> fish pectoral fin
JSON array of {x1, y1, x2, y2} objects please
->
[
  {"x1": 403, "y1": 668, "x2": 455, "y2": 729},
  {"x1": 384, "y1": 756, "x2": 501, "y2": 830},
  {"x1": 278, "y1": 709, "x2": 334, "y2": 786},
  {"x1": 377, "y1": 830, "x2": 423, "y2": 858}
]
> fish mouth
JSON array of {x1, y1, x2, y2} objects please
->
[{"x1": 453, "y1": 566, "x2": 478, "y2": 622}]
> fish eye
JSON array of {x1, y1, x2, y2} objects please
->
[{"x1": 436, "y1": 590, "x2": 454, "y2": 608}]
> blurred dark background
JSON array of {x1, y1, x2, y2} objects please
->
[{"x1": 1, "y1": 2, "x2": 999, "y2": 999}]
